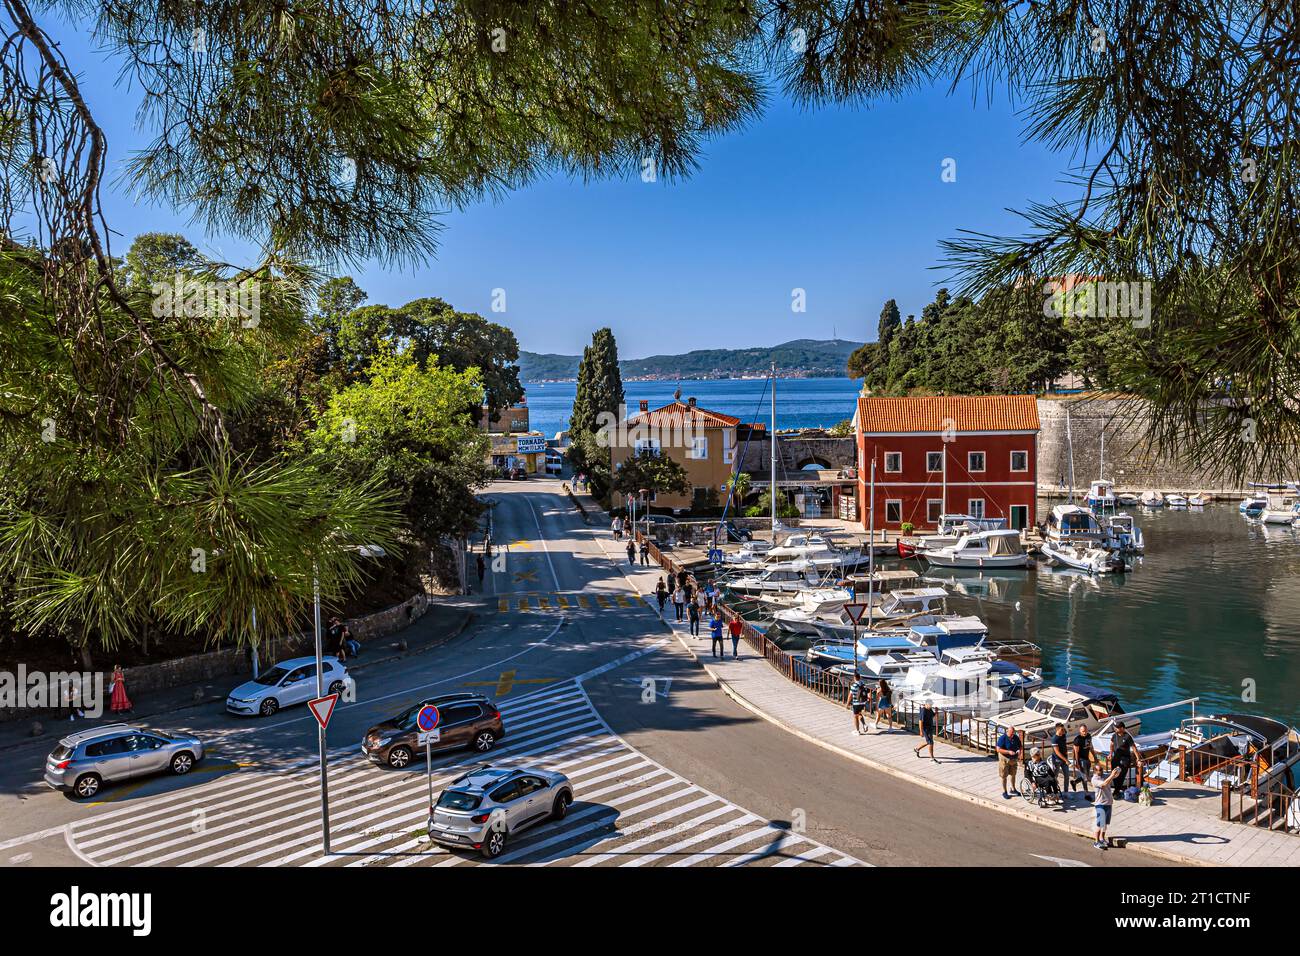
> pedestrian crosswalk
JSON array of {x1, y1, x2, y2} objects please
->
[
  {"x1": 495, "y1": 591, "x2": 651, "y2": 614},
  {"x1": 66, "y1": 682, "x2": 861, "y2": 868}
]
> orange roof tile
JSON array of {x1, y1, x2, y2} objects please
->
[
  {"x1": 855, "y1": 395, "x2": 1040, "y2": 433},
  {"x1": 625, "y1": 400, "x2": 741, "y2": 428}
]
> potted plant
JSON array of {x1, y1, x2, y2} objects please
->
[{"x1": 900, "y1": 522, "x2": 915, "y2": 535}]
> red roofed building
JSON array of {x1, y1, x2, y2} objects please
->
[{"x1": 853, "y1": 395, "x2": 1041, "y2": 532}]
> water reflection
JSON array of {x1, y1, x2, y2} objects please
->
[{"x1": 893, "y1": 503, "x2": 1300, "y2": 731}]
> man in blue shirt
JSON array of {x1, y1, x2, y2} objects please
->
[
  {"x1": 996, "y1": 726, "x2": 1023, "y2": 798},
  {"x1": 709, "y1": 615, "x2": 725, "y2": 658}
]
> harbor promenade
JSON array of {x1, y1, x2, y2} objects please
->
[{"x1": 583, "y1": 496, "x2": 1300, "y2": 867}]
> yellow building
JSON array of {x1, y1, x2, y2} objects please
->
[{"x1": 609, "y1": 398, "x2": 745, "y2": 511}]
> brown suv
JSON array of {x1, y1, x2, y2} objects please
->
[{"x1": 362, "y1": 693, "x2": 505, "y2": 768}]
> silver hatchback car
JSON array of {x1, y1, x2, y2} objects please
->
[
  {"x1": 428, "y1": 765, "x2": 573, "y2": 858},
  {"x1": 45, "y1": 724, "x2": 205, "y2": 799}
]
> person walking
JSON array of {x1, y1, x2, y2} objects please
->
[
  {"x1": 1050, "y1": 723, "x2": 1072, "y2": 802},
  {"x1": 476, "y1": 553, "x2": 486, "y2": 588},
  {"x1": 1090, "y1": 763, "x2": 1123, "y2": 849},
  {"x1": 849, "y1": 675, "x2": 869, "y2": 735},
  {"x1": 688, "y1": 599, "x2": 701, "y2": 637},
  {"x1": 108, "y1": 665, "x2": 132, "y2": 714},
  {"x1": 672, "y1": 585, "x2": 686, "y2": 622},
  {"x1": 655, "y1": 578, "x2": 668, "y2": 616},
  {"x1": 1074, "y1": 724, "x2": 1095, "y2": 801},
  {"x1": 728, "y1": 616, "x2": 743, "y2": 658},
  {"x1": 913, "y1": 701, "x2": 938, "y2": 762},
  {"x1": 709, "y1": 614, "x2": 725, "y2": 658},
  {"x1": 612, "y1": 515, "x2": 624, "y2": 539},
  {"x1": 996, "y1": 725, "x2": 1023, "y2": 798},
  {"x1": 872, "y1": 679, "x2": 893, "y2": 732},
  {"x1": 694, "y1": 589, "x2": 707, "y2": 621},
  {"x1": 639, "y1": 539, "x2": 650, "y2": 565},
  {"x1": 626, "y1": 539, "x2": 636, "y2": 565},
  {"x1": 1109, "y1": 722, "x2": 1141, "y2": 799}
]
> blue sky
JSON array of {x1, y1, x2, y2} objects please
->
[{"x1": 48, "y1": 12, "x2": 1075, "y2": 358}]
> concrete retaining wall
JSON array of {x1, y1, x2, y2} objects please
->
[{"x1": 0, "y1": 592, "x2": 433, "y2": 723}]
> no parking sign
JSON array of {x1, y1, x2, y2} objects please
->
[{"x1": 417, "y1": 704, "x2": 441, "y2": 744}]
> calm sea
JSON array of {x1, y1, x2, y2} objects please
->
[{"x1": 521, "y1": 376, "x2": 863, "y2": 439}]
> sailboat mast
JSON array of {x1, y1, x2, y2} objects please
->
[
  {"x1": 867, "y1": 456, "x2": 876, "y2": 629},
  {"x1": 770, "y1": 362, "x2": 777, "y2": 536}
]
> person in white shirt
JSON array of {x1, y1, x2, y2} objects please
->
[
  {"x1": 672, "y1": 587, "x2": 686, "y2": 622},
  {"x1": 1090, "y1": 765, "x2": 1122, "y2": 849}
]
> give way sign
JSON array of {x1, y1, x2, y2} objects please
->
[{"x1": 308, "y1": 694, "x2": 339, "y2": 730}]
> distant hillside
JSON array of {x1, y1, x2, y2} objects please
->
[{"x1": 518, "y1": 338, "x2": 864, "y2": 382}]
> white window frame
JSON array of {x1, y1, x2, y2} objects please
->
[
  {"x1": 884, "y1": 451, "x2": 903, "y2": 473},
  {"x1": 968, "y1": 498, "x2": 985, "y2": 518},
  {"x1": 885, "y1": 499, "x2": 903, "y2": 523},
  {"x1": 722, "y1": 432, "x2": 736, "y2": 465},
  {"x1": 926, "y1": 499, "x2": 943, "y2": 523},
  {"x1": 926, "y1": 451, "x2": 943, "y2": 473},
  {"x1": 967, "y1": 451, "x2": 986, "y2": 473},
  {"x1": 1010, "y1": 450, "x2": 1029, "y2": 473},
  {"x1": 633, "y1": 438, "x2": 662, "y2": 456},
  {"x1": 688, "y1": 435, "x2": 709, "y2": 460}
]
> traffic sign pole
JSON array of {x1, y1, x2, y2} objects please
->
[
  {"x1": 313, "y1": 567, "x2": 330, "y2": 856},
  {"x1": 416, "y1": 705, "x2": 442, "y2": 841}
]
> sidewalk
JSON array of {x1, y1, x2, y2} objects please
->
[
  {"x1": 0, "y1": 601, "x2": 476, "y2": 753},
  {"x1": 586, "y1": 516, "x2": 1300, "y2": 867}
]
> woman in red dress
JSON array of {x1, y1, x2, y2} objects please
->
[{"x1": 109, "y1": 664, "x2": 133, "y2": 713}]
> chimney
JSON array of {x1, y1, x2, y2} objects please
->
[
  {"x1": 638, "y1": 399, "x2": 649, "y2": 412},
  {"x1": 688, "y1": 396, "x2": 697, "y2": 408}
]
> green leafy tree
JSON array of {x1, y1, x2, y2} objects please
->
[
  {"x1": 307, "y1": 349, "x2": 490, "y2": 544},
  {"x1": 610, "y1": 449, "x2": 691, "y2": 502}
]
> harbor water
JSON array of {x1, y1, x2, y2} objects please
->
[{"x1": 890, "y1": 503, "x2": 1300, "y2": 731}]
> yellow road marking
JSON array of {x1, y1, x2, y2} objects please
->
[
  {"x1": 498, "y1": 597, "x2": 509, "y2": 612},
  {"x1": 517, "y1": 597, "x2": 529, "y2": 612},
  {"x1": 556, "y1": 595, "x2": 569, "y2": 609},
  {"x1": 616, "y1": 595, "x2": 633, "y2": 608},
  {"x1": 577, "y1": 595, "x2": 590, "y2": 609},
  {"x1": 513, "y1": 569, "x2": 538, "y2": 583},
  {"x1": 462, "y1": 669, "x2": 558, "y2": 696},
  {"x1": 596, "y1": 595, "x2": 613, "y2": 608},
  {"x1": 537, "y1": 596, "x2": 550, "y2": 610}
]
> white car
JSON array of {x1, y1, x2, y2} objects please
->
[{"x1": 226, "y1": 655, "x2": 352, "y2": 717}]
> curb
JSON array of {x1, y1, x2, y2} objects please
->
[
  {"x1": 0, "y1": 609, "x2": 476, "y2": 754},
  {"x1": 665, "y1": 626, "x2": 1211, "y2": 868}
]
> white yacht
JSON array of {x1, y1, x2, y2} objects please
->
[
  {"x1": 1039, "y1": 539, "x2": 1127, "y2": 574},
  {"x1": 1260, "y1": 492, "x2": 1299, "y2": 525},
  {"x1": 1085, "y1": 479, "x2": 1117, "y2": 509},
  {"x1": 722, "y1": 540, "x2": 774, "y2": 565},
  {"x1": 922, "y1": 529, "x2": 1029, "y2": 569},
  {"x1": 1044, "y1": 504, "x2": 1108, "y2": 546},
  {"x1": 897, "y1": 654, "x2": 1042, "y2": 716},
  {"x1": 779, "y1": 587, "x2": 950, "y2": 638},
  {"x1": 722, "y1": 562, "x2": 824, "y2": 596},
  {"x1": 1102, "y1": 513, "x2": 1144, "y2": 553},
  {"x1": 898, "y1": 514, "x2": 1006, "y2": 558}
]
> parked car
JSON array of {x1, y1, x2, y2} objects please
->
[
  {"x1": 428, "y1": 765, "x2": 573, "y2": 858},
  {"x1": 225, "y1": 656, "x2": 351, "y2": 717},
  {"x1": 509, "y1": 466, "x2": 528, "y2": 480},
  {"x1": 639, "y1": 514, "x2": 676, "y2": 529},
  {"x1": 45, "y1": 724, "x2": 204, "y2": 799},
  {"x1": 362, "y1": 693, "x2": 504, "y2": 768}
]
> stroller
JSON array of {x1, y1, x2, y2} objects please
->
[{"x1": 1022, "y1": 755, "x2": 1063, "y2": 808}]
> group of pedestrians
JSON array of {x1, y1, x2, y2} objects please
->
[
  {"x1": 994, "y1": 720, "x2": 1142, "y2": 850},
  {"x1": 846, "y1": 675, "x2": 898, "y2": 737},
  {"x1": 653, "y1": 570, "x2": 742, "y2": 659},
  {"x1": 626, "y1": 537, "x2": 649, "y2": 566}
]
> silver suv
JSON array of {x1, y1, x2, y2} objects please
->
[
  {"x1": 428, "y1": 765, "x2": 573, "y2": 858},
  {"x1": 45, "y1": 724, "x2": 205, "y2": 799}
]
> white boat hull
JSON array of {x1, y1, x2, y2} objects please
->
[{"x1": 922, "y1": 553, "x2": 1029, "y2": 569}]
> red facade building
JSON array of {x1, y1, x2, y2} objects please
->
[{"x1": 854, "y1": 395, "x2": 1040, "y2": 532}]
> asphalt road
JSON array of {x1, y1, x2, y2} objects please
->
[{"x1": 0, "y1": 478, "x2": 1165, "y2": 867}]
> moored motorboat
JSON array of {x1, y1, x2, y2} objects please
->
[
  {"x1": 1039, "y1": 539, "x2": 1127, "y2": 574},
  {"x1": 1139, "y1": 490, "x2": 1164, "y2": 507},
  {"x1": 921, "y1": 529, "x2": 1029, "y2": 569},
  {"x1": 1116, "y1": 492, "x2": 1140, "y2": 506},
  {"x1": 1102, "y1": 512, "x2": 1144, "y2": 553},
  {"x1": 897, "y1": 514, "x2": 1006, "y2": 558},
  {"x1": 777, "y1": 586, "x2": 950, "y2": 637},
  {"x1": 1240, "y1": 494, "x2": 1269, "y2": 516},
  {"x1": 1086, "y1": 479, "x2": 1117, "y2": 509},
  {"x1": 1260, "y1": 491, "x2": 1300, "y2": 525},
  {"x1": 1188, "y1": 492, "x2": 1212, "y2": 507},
  {"x1": 1165, "y1": 493, "x2": 1189, "y2": 508},
  {"x1": 1044, "y1": 504, "x2": 1108, "y2": 546}
]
